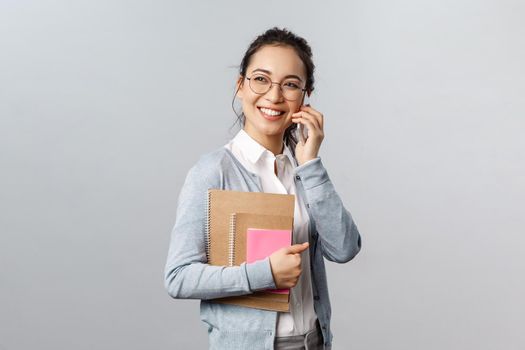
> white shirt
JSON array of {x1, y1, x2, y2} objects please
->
[{"x1": 224, "y1": 129, "x2": 318, "y2": 336}]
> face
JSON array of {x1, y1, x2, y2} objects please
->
[{"x1": 236, "y1": 45, "x2": 308, "y2": 141}]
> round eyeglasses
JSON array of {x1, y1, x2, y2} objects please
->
[{"x1": 246, "y1": 74, "x2": 307, "y2": 101}]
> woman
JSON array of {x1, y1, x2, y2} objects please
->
[{"x1": 164, "y1": 27, "x2": 362, "y2": 350}]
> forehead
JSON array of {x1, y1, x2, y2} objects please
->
[{"x1": 247, "y1": 45, "x2": 306, "y2": 79}]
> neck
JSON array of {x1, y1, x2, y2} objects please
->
[{"x1": 243, "y1": 127, "x2": 284, "y2": 156}]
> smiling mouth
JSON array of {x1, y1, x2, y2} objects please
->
[{"x1": 258, "y1": 107, "x2": 285, "y2": 117}]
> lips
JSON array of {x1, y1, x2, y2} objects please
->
[{"x1": 257, "y1": 107, "x2": 285, "y2": 119}]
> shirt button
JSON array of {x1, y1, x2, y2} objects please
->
[
  {"x1": 314, "y1": 295, "x2": 320, "y2": 300},
  {"x1": 306, "y1": 203, "x2": 310, "y2": 208},
  {"x1": 295, "y1": 175, "x2": 301, "y2": 180}
]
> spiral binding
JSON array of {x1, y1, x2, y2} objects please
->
[
  {"x1": 205, "y1": 190, "x2": 212, "y2": 260},
  {"x1": 228, "y1": 213, "x2": 237, "y2": 266}
]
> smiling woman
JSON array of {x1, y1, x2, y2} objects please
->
[
  {"x1": 231, "y1": 29, "x2": 316, "y2": 161},
  {"x1": 235, "y1": 47, "x2": 308, "y2": 149},
  {"x1": 164, "y1": 27, "x2": 362, "y2": 350},
  {"x1": 236, "y1": 46, "x2": 306, "y2": 148}
]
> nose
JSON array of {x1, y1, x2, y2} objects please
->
[{"x1": 264, "y1": 83, "x2": 285, "y2": 103}]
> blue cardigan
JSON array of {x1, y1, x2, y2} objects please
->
[{"x1": 164, "y1": 146, "x2": 362, "y2": 350}]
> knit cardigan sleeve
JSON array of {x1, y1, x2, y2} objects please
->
[{"x1": 294, "y1": 157, "x2": 362, "y2": 263}]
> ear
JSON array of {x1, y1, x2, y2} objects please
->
[{"x1": 235, "y1": 75, "x2": 245, "y2": 99}]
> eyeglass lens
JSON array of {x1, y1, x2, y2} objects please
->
[{"x1": 248, "y1": 74, "x2": 304, "y2": 101}]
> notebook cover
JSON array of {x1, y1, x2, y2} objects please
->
[{"x1": 246, "y1": 228, "x2": 292, "y2": 294}]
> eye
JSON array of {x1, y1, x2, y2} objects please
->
[
  {"x1": 253, "y1": 75, "x2": 269, "y2": 83},
  {"x1": 284, "y1": 81, "x2": 300, "y2": 89}
]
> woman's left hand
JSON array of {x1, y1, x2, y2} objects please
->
[{"x1": 291, "y1": 104, "x2": 325, "y2": 166}]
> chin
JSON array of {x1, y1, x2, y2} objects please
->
[{"x1": 258, "y1": 125, "x2": 284, "y2": 136}]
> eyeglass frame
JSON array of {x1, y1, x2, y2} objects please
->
[{"x1": 244, "y1": 74, "x2": 308, "y2": 101}]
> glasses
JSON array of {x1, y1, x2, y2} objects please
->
[{"x1": 246, "y1": 74, "x2": 307, "y2": 101}]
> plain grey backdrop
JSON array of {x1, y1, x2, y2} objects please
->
[{"x1": 1, "y1": 0, "x2": 524, "y2": 349}]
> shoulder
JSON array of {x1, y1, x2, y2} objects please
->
[
  {"x1": 183, "y1": 146, "x2": 234, "y2": 188},
  {"x1": 197, "y1": 145, "x2": 231, "y2": 165},
  {"x1": 192, "y1": 145, "x2": 234, "y2": 173}
]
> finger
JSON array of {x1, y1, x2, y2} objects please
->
[
  {"x1": 300, "y1": 105, "x2": 324, "y2": 129},
  {"x1": 292, "y1": 114, "x2": 320, "y2": 135},
  {"x1": 300, "y1": 105, "x2": 322, "y2": 118},
  {"x1": 285, "y1": 242, "x2": 309, "y2": 254},
  {"x1": 291, "y1": 111, "x2": 321, "y2": 130}
]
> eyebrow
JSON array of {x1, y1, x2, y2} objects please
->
[{"x1": 251, "y1": 68, "x2": 303, "y2": 82}]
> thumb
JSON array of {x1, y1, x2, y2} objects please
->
[{"x1": 285, "y1": 242, "x2": 309, "y2": 254}]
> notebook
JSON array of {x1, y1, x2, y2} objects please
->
[
  {"x1": 205, "y1": 189, "x2": 295, "y2": 312},
  {"x1": 246, "y1": 228, "x2": 292, "y2": 294}
]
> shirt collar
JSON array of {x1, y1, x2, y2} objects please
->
[
  {"x1": 281, "y1": 139, "x2": 296, "y2": 167},
  {"x1": 232, "y1": 129, "x2": 295, "y2": 167}
]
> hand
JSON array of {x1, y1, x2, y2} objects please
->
[
  {"x1": 291, "y1": 104, "x2": 325, "y2": 166},
  {"x1": 269, "y1": 242, "x2": 309, "y2": 289}
]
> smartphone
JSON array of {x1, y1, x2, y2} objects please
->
[{"x1": 295, "y1": 93, "x2": 310, "y2": 143}]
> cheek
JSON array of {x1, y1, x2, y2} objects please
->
[
  {"x1": 238, "y1": 86, "x2": 253, "y2": 103},
  {"x1": 241, "y1": 96, "x2": 260, "y2": 119},
  {"x1": 242, "y1": 94, "x2": 261, "y2": 112},
  {"x1": 289, "y1": 102, "x2": 301, "y2": 113}
]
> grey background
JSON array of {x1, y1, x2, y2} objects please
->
[{"x1": 1, "y1": 0, "x2": 523, "y2": 349}]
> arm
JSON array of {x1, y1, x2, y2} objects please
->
[
  {"x1": 294, "y1": 157, "x2": 362, "y2": 263},
  {"x1": 164, "y1": 162, "x2": 276, "y2": 300}
]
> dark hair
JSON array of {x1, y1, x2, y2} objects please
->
[{"x1": 230, "y1": 27, "x2": 316, "y2": 159}]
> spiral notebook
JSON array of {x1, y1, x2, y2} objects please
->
[{"x1": 205, "y1": 189, "x2": 295, "y2": 312}]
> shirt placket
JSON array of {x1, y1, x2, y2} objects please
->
[
  {"x1": 277, "y1": 153, "x2": 308, "y2": 333},
  {"x1": 265, "y1": 155, "x2": 287, "y2": 194}
]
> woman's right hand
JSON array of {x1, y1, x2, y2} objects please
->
[{"x1": 269, "y1": 242, "x2": 309, "y2": 289}]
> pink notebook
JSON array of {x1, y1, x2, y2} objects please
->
[{"x1": 246, "y1": 228, "x2": 292, "y2": 294}]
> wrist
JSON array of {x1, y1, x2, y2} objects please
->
[{"x1": 297, "y1": 156, "x2": 320, "y2": 167}]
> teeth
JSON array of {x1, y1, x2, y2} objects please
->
[{"x1": 260, "y1": 107, "x2": 283, "y2": 116}]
